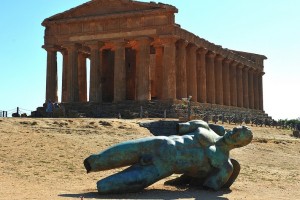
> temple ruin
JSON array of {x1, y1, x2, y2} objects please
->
[{"x1": 41, "y1": 0, "x2": 267, "y2": 118}]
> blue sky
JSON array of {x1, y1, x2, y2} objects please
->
[{"x1": 0, "y1": 0, "x2": 299, "y2": 119}]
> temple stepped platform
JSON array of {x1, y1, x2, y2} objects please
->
[{"x1": 34, "y1": 100, "x2": 271, "y2": 123}]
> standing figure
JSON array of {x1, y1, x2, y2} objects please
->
[
  {"x1": 45, "y1": 99, "x2": 54, "y2": 118},
  {"x1": 84, "y1": 120, "x2": 253, "y2": 194}
]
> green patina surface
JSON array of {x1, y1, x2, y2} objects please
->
[{"x1": 84, "y1": 120, "x2": 253, "y2": 194}]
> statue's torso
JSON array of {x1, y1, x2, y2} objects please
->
[{"x1": 170, "y1": 128, "x2": 229, "y2": 177}]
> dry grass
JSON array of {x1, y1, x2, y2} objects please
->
[{"x1": 0, "y1": 118, "x2": 299, "y2": 200}]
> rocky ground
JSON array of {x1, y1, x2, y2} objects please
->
[{"x1": 0, "y1": 118, "x2": 299, "y2": 200}]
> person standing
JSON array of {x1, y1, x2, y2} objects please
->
[{"x1": 46, "y1": 99, "x2": 54, "y2": 117}]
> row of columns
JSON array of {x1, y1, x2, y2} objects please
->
[
  {"x1": 44, "y1": 37, "x2": 264, "y2": 111},
  {"x1": 174, "y1": 40, "x2": 264, "y2": 111},
  {"x1": 44, "y1": 37, "x2": 153, "y2": 103}
]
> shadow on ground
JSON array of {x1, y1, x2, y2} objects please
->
[{"x1": 59, "y1": 188, "x2": 231, "y2": 200}]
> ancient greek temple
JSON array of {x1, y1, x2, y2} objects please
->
[{"x1": 42, "y1": 0, "x2": 266, "y2": 112}]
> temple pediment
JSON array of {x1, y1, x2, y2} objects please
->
[{"x1": 43, "y1": 0, "x2": 177, "y2": 25}]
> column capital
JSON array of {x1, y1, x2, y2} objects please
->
[
  {"x1": 248, "y1": 67, "x2": 255, "y2": 72},
  {"x1": 58, "y1": 48, "x2": 68, "y2": 55},
  {"x1": 176, "y1": 39, "x2": 189, "y2": 48},
  {"x1": 215, "y1": 54, "x2": 224, "y2": 61},
  {"x1": 242, "y1": 65, "x2": 250, "y2": 71},
  {"x1": 42, "y1": 45, "x2": 60, "y2": 52},
  {"x1": 85, "y1": 41, "x2": 104, "y2": 50},
  {"x1": 78, "y1": 51, "x2": 90, "y2": 59},
  {"x1": 230, "y1": 60, "x2": 238, "y2": 67},
  {"x1": 111, "y1": 40, "x2": 127, "y2": 50},
  {"x1": 252, "y1": 69, "x2": 261, "y2": 75},
  {"x1": 78, "y1": 46, "x2": 90, "y2": 55},
  {"x1": 152, "y1": 40, "x2": 163, "y2": 48},
  {"x1": 187, "y1": 43, "x2": 198, "y2": 51},
  {"x1": 253, "y1": 69, "x2": 265, "y2": 77},
  {"x1": 206, "y1": 51, "x2": 216, "y2": 58},
  {"x1": 237, "y1": 63, "x2": 244, "y2": 69},
  {"x1": 152, "y1": 43, "x2": 163, "y2": 49},
  {"x1": 157, "y1": 36, "x2": 179, "y2": 47},
  {"x1": 223, "y1": 58, "x2": 232, "y2": 64},
  {"x1": 62, "y1": 43, "x2": 81, "y2": 51},
  {"x1": 132, "y1": 37, "x2": 153, "y2": 50},
  {"x1": 197, "y1": 47, "x2": 208, "y2": 55}
]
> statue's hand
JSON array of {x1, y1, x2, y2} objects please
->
[{"x1": 203, "y1": 177, "x2": 220, "y2": 191}]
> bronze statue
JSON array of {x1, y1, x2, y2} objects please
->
[{"x1": 84, "y1": 120, "x2": 253, "y2": 194}]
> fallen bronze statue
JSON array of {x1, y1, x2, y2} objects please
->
[{"x1": 84, "y1": 120, "x2": 253, "y2": 194}]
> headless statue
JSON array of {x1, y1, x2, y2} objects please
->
[{"x1": 84, "y1": 120, "x2": 253, "y2": 194}]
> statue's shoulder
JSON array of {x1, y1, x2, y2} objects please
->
[
  {"x1": 194, "y1": 128, "x2": 218, "y2": 147},
  {"x1": 188, "y1": 120, "x2": 210, "y2": 130},
  {"x1": 208, "y1": 124, "x2": 226, "y2": 136}
]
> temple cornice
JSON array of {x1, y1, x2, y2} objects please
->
[
  {"x1": 42, "y1": 9, "x2": 172, "y2": 26},
  {"x1": 173, "y1": 26, "x2": 265, "y2": 71}
]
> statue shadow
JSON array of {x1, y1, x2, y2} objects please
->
[{"x1": 59, "y1": 188, "x2": 231, "y2": 200}]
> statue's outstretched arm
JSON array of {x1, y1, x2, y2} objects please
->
[
  {"x1": 208, "y1": 124, "x2": 226, "y2": 136},
  {"x1": 177, "y1": 120, "x2": 210, "y2": 135},
  {"x1": 203, "y1": 162, "x2": 233, "y2": 190}
]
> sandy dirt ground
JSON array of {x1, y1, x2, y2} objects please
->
[{"x1": 0, "y1": 118, "x2": 299, "y2": 200}]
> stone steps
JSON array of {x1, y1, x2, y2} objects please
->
[{"x1": 32, "y1": 100, "x2": 272, "y2": 122}]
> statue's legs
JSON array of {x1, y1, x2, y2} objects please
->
[
  {"x1": 84, "y1": 137, "x2": 175, "y2": 173},
  {"x1": 97, "y1": 163, "x2": 172, "y2": 194}
]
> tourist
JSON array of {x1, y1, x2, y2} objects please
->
[
  {"x1": 54, "y1": 102, "x2": 60, "y2": 109},
  {"x1": 46, "y1": 100, "x2": 54, "y2": 117}
]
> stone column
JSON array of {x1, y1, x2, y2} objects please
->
[
  {"x1": 150, "y1": 47, "x2": 156, "y2": 98},
  {"x1": 134, "y1": 37, "x2": 151, "y2": 101},
  {"x1": 176, "y1": 40, "x2": 188, "y2": 99},
  {"x1": 253, "y1": 70, "x2": 260, "y2": 110},
  {"x1": 186, "y1": 44, "x2": 198, "y2": 101},
  {"x1": 206, "y1": 51, "x2": 216, "y2": 104},
  {"x1": 229, "y1": 61, "x2": 238, "y2": 107},
  {"x1": 78, "y1": 52, "x2": 87, "y2": 102},
  {"x1": 63, "y1": 43, "x2": 80, "y2": 102},
  {"x1": 236, "y1": 64, "x2": 244, "y2": 108},
  {"x1": 215, "y1": 54, "x2": 224, "y2": 105},
  {"x1": 154, "y1": 44, "x2": 163, "y2": 100},
  {"x1": 44, "y1": 45, "x2": 58, "y2": 103},
  {"x1": 242, "y1": 66, "x2": 249, "y2": 108},
  {"x1": 86, "y1": 42, "x2": 103, "y2": 103},
  {"x1": 113, "y1": 41, "x2": 126, "y2": 102},
  {"x1": 161, "y1": 37, "x2": 177, "y2": 100},
  {"x1": 222, "y1": 58, "x2": 231, "y2": 106},
  {"x1": 259, "y1": 72, "x2": 265, "y2": 111},
  {"x1": 61, "y1": 49, "x2": 68, "y2": 102},
  {"x1": 248, "y1": 68, "x2": 254, "y2": 109},
  {"x1": 197, "y1": 48, "x2": 208, "y2": 103}
]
